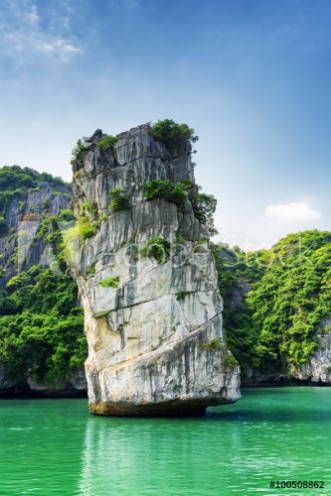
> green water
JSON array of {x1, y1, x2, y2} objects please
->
[{"x1": 1, "y1": 388, "x2": 331, "y2": 496}]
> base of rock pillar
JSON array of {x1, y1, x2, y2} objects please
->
[{"x1": 89, "y1": 398, "x2": 233, "y2": 417}]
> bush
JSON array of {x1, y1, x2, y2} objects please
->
[
  {"x1": 200, "y1": 339, "x2": 224, "y2": 351},
  {"x1": 57, "y1": 209, "x2": 76, "y2": 222},
  {"x1": 71, "y1": 138, "x2": 90, "y2": 165},
  {"x1": 42, "y1": 199, "x2": 51, "y2": 211},
  {"x1": 176, "y1": 291, "x2": 190, "y2": 302},
  {"x1": 78, "y1": 216, "x2": 97, "y2": 241},
  {"x1": 143, "y1": 179, "x2": 194, "y2": 212},
  {"x1": 143, "y1": 180, "x2": 173, "y2": 200},
  {"x1": 168, "y1": 181, "x2": 194, "y2": 211},
  {"x1": 97, "y1": 135, "x2": 119, "y2": 149},
  {"x1": 99, "y1": 277, "x2": 119, "y2": 288},
  {"x1": 109, "y1": 188, "x2": 130, "y2": 212},
  {"x1": 224, "y1": 354, "x2": 237, "y2": 368},
  {"x1": 148, "y1": 119, "x2": 198, "y2": 151},
  {"x1": 143, "y1": 179, "x2": 215, "y2": 226},
  {"x1": 89, "y1": 265, "x2": 96, "y2": 276},
  {"x1": 18, "y1": 201, "x2": 26, "y2": 213},
  {"x1": 192, "y1": 193, "x2": 217, "y2": 234},
  {"x1": 142, "y1": 236, "x2": 171, "y2": 264},
  {"x1": 80, "y1": 202, "x2": 98, "y2": 217},
  {"x1": 0, "y1": 215, "x2": 6, "y2": 236}
]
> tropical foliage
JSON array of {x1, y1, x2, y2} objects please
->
[
  {"x1": 97, "y1": 135, "x2": 119, "y2": 148},
  {"x1": 143, "y1": 179, "x2": 217, "y2": 234},
  {"x1": 109, "y1": 188, "x2": 131, "y2": 212},
  {"x1": 0, "y1": 165, "x2": 68, "y2": 218},
  {"x1": 148, "y1": 119, "x2": 198, "y2": 150},
  {"x1": 0, "y1": 166, "x2": 86, "y2": 384},
  {"x1": 0, "y1": 266, "x2": 85, "y2": 383},
  {"x1": 213, "y1": 230, "x2": 331, "y2": 376},
  {"x1": 142, "y1": 236, "x2": 171, "y2": 264}
]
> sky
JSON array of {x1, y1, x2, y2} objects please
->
[{"x1": 1, "y1": 0, "x2": 331, "y2": 250}]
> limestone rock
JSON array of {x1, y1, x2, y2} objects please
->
[
  {"x1": 72, "y1": 124, "x2": 240, "y2": 416},
  {"x1": 0, "y1": 177, "x2": 86, "y2": 396},
  {"x1": 26, "y1": 369, "x2": 87, "y2": 395},
  {"x1": 0, "y1": 181, "x2": 71, "y2": 289},
  {"x1": 292, "y1": 319, "x2": 331, "y2": 383}
]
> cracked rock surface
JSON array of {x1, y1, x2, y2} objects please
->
[{"x1": 72, "y1": 124, "x2": 240, "y2": 416}]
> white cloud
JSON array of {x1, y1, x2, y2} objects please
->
[
  {"x1": 0, "y1": 0, "x2": 82, "y2": 62},
  {"x1": 265, "y1": 201, "x2": 321, "y2": 222},
  {"x1": 39, "y1": 39, "x2": 81, "y2": 55},
  {"x1": 25, "y1": 4, "x2": 39, "y2": 24}
]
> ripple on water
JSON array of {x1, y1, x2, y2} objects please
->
[{"x1": 0, "y1": 390, "x2": 331, "y2": 495}]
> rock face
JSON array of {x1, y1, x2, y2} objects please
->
[
  {"x1": 0, "y1": 181, "x2": 71, "y2": 290},
  {"x1": 0, "y1": 367, "x2": 87, "y2": 398},
  {"x1": 292, "y1": 319, "x2": 331, "y2": 384},
  {"x1": 72, "y1": 124, "x2": 240, "y2": 416},
  {"x1": 0, "y1": 176, "x2": 87, "y2": 396}
]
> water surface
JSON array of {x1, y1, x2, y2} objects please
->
[{"x1": 1, "y1": 388, "x2": 331, "y2": 495}]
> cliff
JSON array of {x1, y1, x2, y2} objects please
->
[
  {"x1": 71, "y1": 123, "x2": 240, "y2": 416},
  {"x1": 213, "y1": 233, "x2": 331, "y2": 386},
  {"x1": 1, "y1": 184, "x2": 67, "y2": 285},
  {"x1": 0, "y1": 166, "x2": 87, "y2": 397}
]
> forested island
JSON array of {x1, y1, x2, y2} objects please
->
[
  {"x1": 0, "y1": 121, "x2": 330, "y2": 407},
  {"x1": 0, "y1": 167, "x2": 86, "y2": 396}
]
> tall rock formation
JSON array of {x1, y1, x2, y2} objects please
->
[{"x1": 72, "y1": 124, "x2": 240, "y2": 415}]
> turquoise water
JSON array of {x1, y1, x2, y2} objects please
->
[{"x1": 1, "y1": 388, "x2": 331, "y2": 495}]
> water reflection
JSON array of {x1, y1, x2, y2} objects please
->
[
  {"x1": 1, "y1": 391, "x2": 330, "y2": 496},
  {"x1": 79, "y1": 416, "x2": 227, "y2": 496},
  {"x1": 78, "y1": 390, "x2": 331, "y2": 496},
  {"x1": 79, "y1": 411, "x2": 282, "y2": 495}
]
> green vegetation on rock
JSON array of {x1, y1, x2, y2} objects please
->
[
  {"x1": 143, "y1": 178, "x2": 216, "y2": 233},
  {"x1": 176, "y1": 291, "x2": 191, "y2": 302},
  {"x1": 148, "y1": 119, "x2": 198, "y2": 150},
  {"x1": 70, "y1": 139, "x2": 90, "y2": 165},
  {"x1": 99, "y1": 277, "x2": 119, "y2": 289},
  {"x1": 109, "y1": 188, "x2": 131, "y2": 212},
  {"x1": 0, "y1": 266, "x2": 85, "y2": 382},
  {"x1": 143, "y1": 179, "x2": 194, "y2": 212},
  {"x1": 78, "y1": 215, "x2": 98, "y2": 241},
  {"x1": 200, "y1": 339, "x2": 224, "y2": 351},
  {"x1": 143, "y1": 179, "x2": 174, "y2": 200},
  {"x1": 213, "y1": 230, "x2": 331, "y2": 377},
  {"x1": 192, "y1": 193, "x2": 217, "y2": 235},
  {"x1": 97, "y1": 135, "x2": 119, "y2": 149},
  {"x1": 0, "y1": 166, "x2": 86, "y2": 385},
  {"x1": 0, "y1": 165, "x2": 68, "y2": 219},
  {"x1": 142, "y1": 236, "x2": 171, "y2": 264}
]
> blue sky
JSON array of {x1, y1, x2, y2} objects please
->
[{"x1": 1, "y1": 0, "x2": 331, "y2": 249}]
